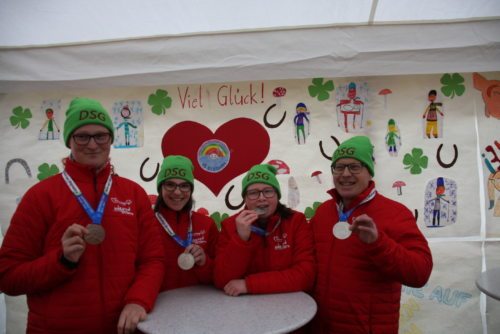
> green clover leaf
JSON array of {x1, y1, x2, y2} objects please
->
[
  {"x1": 37, "y1": 163, "x2": 60, "y2": 181},
  {"x1": 403, "y1": 148, "x2": 428, "y2": 175},
  {"x1": 440, "y1": 73, "x2": 465, "y2": 99},
  {"x1": 10, "y1": 106, "x2": 32, "y2": 129},
  {"x1": 304, "y1": 201, "x2": 322, "y2": 220},
  {"x1": 210, "y1": 212, "x2": 229, "y2": 231},
  {"x1": 148, "y1": 89, "x2": 172, "y2": 115},
  {"x1": 308, "y1": 78, "x2": 334, "y2": 101}
]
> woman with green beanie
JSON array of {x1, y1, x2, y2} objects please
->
[
  {"x1": 214, "y1": 164, "x2": 315, "y2": 297},
  {"x1": 154, "y1": 155, "x2": 219, "y2": 291}
]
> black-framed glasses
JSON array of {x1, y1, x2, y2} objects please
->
[
  {"x1": 331, "y1": 163, "x2": 364, "y2": 175},
  {"x1": 162, "y1": 181, "x2": 191, "y2": 192},
  {"x1": 72, "y1": 133, "x2": 112, "y2": 145},
  {"x1": 246, "y1": 188, "x2": 276, "y2": 200}
]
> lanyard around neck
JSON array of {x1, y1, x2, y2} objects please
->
[
  {"x1": 155, "y1": 211, "x2": 193, "y2": 248},
  {"x1": 337, "y1": 188, "x2": 377, "y2": 222},
  {"x1": 62, "y1": 170, "x2": 113, "y2": 226},
  {"x1": 250, "y1": 218, "x2": 282, "y2": 237}
]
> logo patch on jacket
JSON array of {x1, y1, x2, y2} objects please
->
[
  {"x1": 273, "y1": 232, "x2": 290, "y2": 250},
  {"x1": 110, "y1": 197, "x2": 134, "y2": 216}
]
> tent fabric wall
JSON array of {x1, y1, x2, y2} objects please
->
[{"x1": 1, "y1": 20, "x2": 500, "y2": 94}]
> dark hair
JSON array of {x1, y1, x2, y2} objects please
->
[
  {"x1": 276, "y1": 202, "x2": 293, "y2": 219},
  {"x1": 428, "y1": 89, "x2": 437, "y2": 96}
]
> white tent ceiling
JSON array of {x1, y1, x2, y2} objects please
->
[{"x1": 1, "y1": 0, "x2": 499, "y2": 93}]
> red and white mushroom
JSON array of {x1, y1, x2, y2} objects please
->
[
  {"x1": 392, "y1": 180, "x2": 406, "y2": 195},
  {"x1": 378, "y1": 88, "x2": 392, "y2": 113},
  {"x1": 267, "y1": 159, "x2": 290, "y2": 175},
  {"x1": 196, "y1": 207, "x2": 209, "y2": 216},
  {"x1": 272, "y1": 87, "x2": 287, "y2": 107},
  {"x1": 311, "y1": 171, "x2": 323, "y2": 184}
]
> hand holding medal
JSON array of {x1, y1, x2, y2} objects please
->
[
  {"x1": 61, "y1": 224, "x2": 88, "y2": 263},
  {"x1": 349, "y1": 214, "x2": 378, "y2": 244},
  {"x1": 235, "y1": 210, "x2": 259, "y2": 241}
]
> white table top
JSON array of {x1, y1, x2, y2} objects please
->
[
  {"x1": 476, "y1": 267, "x2": 500, "y2": 300},
  {"x1": 138, "y1": 285, "x2": 317, "y2": 334}
]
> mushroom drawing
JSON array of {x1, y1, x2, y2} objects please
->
[
  {"x1": 311, "y1": 171, "x2": 323, "y2": 184},
  {"x1": 196, "y1": 207, "x2": 209, "y2": 216},
  {"x1": 267, "y1": 159, "x2": 290, "y2": 175},
  {"x1": 272, "y1": 87, "x2": 287, "y2": 107},
  {"x1": 378, "y1": 88, "x2": 392, "y2": 113},
  {"x1": 392, "y1": 180, "x2": 406, "y2": 195}
]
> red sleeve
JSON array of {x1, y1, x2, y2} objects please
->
[
  {"x1": 213, "y1": 215, "x2": 259, "y2": 289},
  {"x1": 0, "y1": 182, "x2": 76, "y2": 295},
  {"x1": 193, "y1": 216, "x2": 219, "y2": 284},
  {"x1": 123, "y1": 185, "x2": 165, "y2": 312},
  {"x1": 245, "y1": 213, "x2": 316, "y2": 294},
  {"x1": 366, "y1": 205, "x2": 433, "y2": 288}
]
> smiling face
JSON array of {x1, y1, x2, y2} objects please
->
[
  {"x1": 69, "y1": 124, "x2": 111, "y2": 169},
  {"x1": 161, "y1": 178, "x2": 192, "y2": 211},
  {"x1": 244, "y1": 183, "x2": 278, "y2": 219},
  {"x1": 333, "y1": 157, "x2": 372, "y2": 207}
]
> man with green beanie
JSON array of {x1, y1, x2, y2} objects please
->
[
  {"x1": 0, "y1": 97, "x2": 165, "y2": 334},
  {"x1": 154, "y1": 155, "x2": 218, "y2": 291},
  {"x1": 310, "y1": 135, "x2": 433, "y2": 334},
  {"x1": 214, "y1": 164, "x2": 315, "y2": 300}
]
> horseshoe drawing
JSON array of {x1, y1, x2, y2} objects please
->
[
  {"x1": 140, "y1": 157, "x2": 159, "y2": 182},
  {"x1": 5, "y1": 158, "x2": 32, "y2": 184},
  {"x1": 436, "y1": 144, "x2": 458, "y2": 168},
  {"x1": 225, "y1": 185, "x2": 245, "y2": 210},
  {"x1": 263, "y1": 104, "x2": 286, "y2": 128},
  {"x1": 319, "y1": 136, "x2": 341, "y2": 160}
]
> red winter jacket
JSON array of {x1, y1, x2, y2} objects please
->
[
  {"x1": 156, "y1": 206, "x2": 218, "y2": 291},
  {"x1": 310, "y1": 182, "x2": 433, "y2": 334},
  {"x1": 214, "y1": 209, "x2": 316, "y2": 294},
  {"x1": 0, "y1": 159, "x2": 165, "y2": 334}
]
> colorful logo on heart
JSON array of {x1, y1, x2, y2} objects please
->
[
  {"x1": 197, "y1": 139, "x2": 230, "y2": 173},
  {"x1": 161, "y1": 118, "x2": 270, "y2": 196}
]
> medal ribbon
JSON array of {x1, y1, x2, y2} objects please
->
[
  {"x1": 62, "y1": 171, "x2": 112, "y2": 226},
  {"x1": 155, "y1": 211, "x2": 192, "y2": 248},
  {"x1": 250, "y1": 218, "x2": 282, "y2": 237},
  {"x1": 336, "y1": 188, "x2": 377, "y2": 222}
]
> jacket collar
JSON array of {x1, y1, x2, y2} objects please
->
[{"x1": 327, "y1": 180, "x2": 376, "y2": 211}]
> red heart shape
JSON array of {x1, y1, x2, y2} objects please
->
[{"x1": 161, "y1": 118, "x2": 270, "y2": 196}]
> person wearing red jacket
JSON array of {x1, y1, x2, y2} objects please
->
[
  {"x1": 0, "y1": 97, "x2": 165, "y2": 334},
  {"x1": 309, "y1": 135, "x2": 433, "y2": 334},
  {"x1": 214, "y1": 164, "x2": 315, "y2": 296},
  {"x1": 154, "y1": 155, "x2": 218, "y2": 291}
]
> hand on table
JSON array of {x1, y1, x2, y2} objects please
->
[
  {"x1": 223, "y1": 279, "x2": 248, "y2": 297},
  {"x1": 117, "y1": 303, "x2": 147, "y2": 334}
]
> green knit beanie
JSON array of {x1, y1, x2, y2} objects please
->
[
  {"x1": 63, "y1": 97, "x2": 115, "y2": 148},
  {"x1": 241, "y1": 164, "x2": 281, "y2": 199},
  {"x1": 157, "y1": 155, "x2": 195, "y2": 192},
  {"x1": 331, "y1": 136, "x2": 375, "y2": 176}
]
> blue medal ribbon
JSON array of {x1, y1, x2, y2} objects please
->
[
  {"x1": 155, "y1": 211, "x2": 192, "y2": 248},
  {"x1": 62, "y1": 171, "x2": 112, "y2": 226},
  {"x1": 250, "y1": 218, "x2": 282, "y2": 237},
  {"x1": 336, "y1": 188, "x2": 377, "y2": 222}
]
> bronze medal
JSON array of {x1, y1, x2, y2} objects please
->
[
  {"x1": 332, "y1": 221, "x2": 351, "y2": 240},
  {"x1": 177, "y1": 252, "x2": 195, "y2": 270},
  {"x1": 85, "y1": 224, "x2": 106, "y2": 245}
]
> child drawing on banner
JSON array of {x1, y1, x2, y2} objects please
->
[
  {"x1": 287, "y1": 176, "x2": 300, "y2": 209},
  {"x1": 422, "y1": 90, "x2": 444, "y2": 139},
  {"x1": 424, "y1": 177, "x2": 457, "y2": 227},
  {"x1": 335, "y1": 82, "x2": 367, "y2": 133},
  {"x1": 293, "y1": 102, "x2": 310, "y2": 144},
  {"x1": 385, "y1": 118, "x2": 402, "y2": 157},
  {"x1": 39, "y1": 100, "x2": 61, "y2": 140},
  {"x1": 483, "y1": 143, "x2": 500, "y2": 216},
  {"x1": 112, "y1": 102, "x2": 143, "y2": 148}
]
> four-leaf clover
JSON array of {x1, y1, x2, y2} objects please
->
[
  {"x1": 210, "y1": 212, "x2": 229, "y2": 231},
  {"x1": 308, "y1": 78, "x2": 334, "y2": 101},
  {"x1": 440, "y1": 73, "x2": 465, "y2": 99},
  {"x1": 148, "y1": 89, "x2": 173, "y2": 115},
  {"x1": 304, "y1": 201, "x2": 322, "y2": 220},
  {"x1": 37, "y1": 163, "x2": 60, "y2": 181},
  {"x1": 10, "y1": 106, "x2": 32, "y2": 129},
  {"x1": 403, "y1": 148, "x2": 428, "y2": 175}
]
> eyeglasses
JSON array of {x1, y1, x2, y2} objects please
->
[
  {"x1": 72, "y1": 133, "x2": 112, "y2": 145},
  {"x1": 246, "y1": 188, "x2": 276, "y2": 200},
  {"x1": 162, "y1": 182, "x2": 191, "y2": 192},
  {"x1": 331, "y1": 163, "x2": 364, "y2": 175}
]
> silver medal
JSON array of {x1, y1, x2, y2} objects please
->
[
  {"x1": 177, "y1": 252, "x2": 195, "y2": 270},
  {"x1": 332, "y1": 221, "x2": 352, "y2": 240}
]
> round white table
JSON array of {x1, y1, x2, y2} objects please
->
[
  {"x1": 476, "y1": 267, "x2": 500, "y2": 300},
  {"x1": 138, "y1": 285, "x2": 317, "y2": 334}
]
